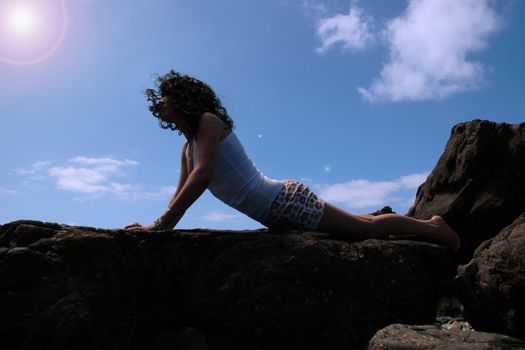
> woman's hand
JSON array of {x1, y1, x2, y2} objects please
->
[{"x1": 124, "y1": 222, "x2": 156, "y2": 232}]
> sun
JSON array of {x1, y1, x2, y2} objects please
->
[
  {"x1": 0, "y1": 0, "x2": 68, "y2": 66},
  {"x1": 8, "y1": 5, "x2": 37, "y2": 35}
]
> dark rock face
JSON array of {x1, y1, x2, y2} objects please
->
[
  {"x1": 0, "y1": 220, "x2": 456, "y2": 350},
  {"x1": 456, "y1": 211, "x2": 525, "y2": 337},
  {"x1": 366, "y1": 324, "x2": 525, "y2": 350},
  {"x1": 408, "y1": 119, "x2": 525, "y2": 262}
]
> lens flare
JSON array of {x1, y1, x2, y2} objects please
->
[
  {"x1": 0, "y1": 0, "x2": 68, "y2": 65},
  {"x1": 8, "y1": 6, "x2": 36, "y2": 34}
]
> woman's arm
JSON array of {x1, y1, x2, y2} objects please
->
[
  {"x1": 125, "y1": 142, "x2": 190, "y2": 231},
  {"x1": 126, "y1": 113, "x2": 222, "y2": 231},
  {"x1": 167, "y1": 141, "x2": 190, "y2": 209},
  {"x1": 159, "y1": 113, "x2": 223, "y2": 228}
]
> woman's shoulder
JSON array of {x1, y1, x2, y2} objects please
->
[
  {"x1": 198, "y1": 112, "x2": 232, "y2": 142},
  {"x1": 200, "y1": 111, "x2": 228, "y2": 128}
]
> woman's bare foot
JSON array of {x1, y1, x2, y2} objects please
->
[{"x1": 429, "y1": 215, "x2": 461, "y2": 252}]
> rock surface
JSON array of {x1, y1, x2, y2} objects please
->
[
  {"x1": 456, "y1": 211, "x2": 525, "y2": 337},
  {"x1": 366, "y1": 324, "x2": 525, "y2": 350},
  {"x1": 0, "y1": 220, "x2": 455, "y2": 350},
  {"x1": 408, "y1": 120, "x2": 525, "y2": 262}
]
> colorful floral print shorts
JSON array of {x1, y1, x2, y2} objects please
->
[{"x1": 265, "y1": 179, "x2": 326, "y2": 230}]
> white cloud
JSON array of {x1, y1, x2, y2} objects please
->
[
  {"x1": 14, "y1": 160, "x2": 51, "y2": 177},
  {"x1": 358, "y1": 0, "x2": 502, "y2": 102},
  {"x1": 316, "y1": 4, "x2": 375, "y2": 54},
  {"x1": 398, "y1": 172, "x2": 429, "y2": 188},
  {"x1": 49, "y1": 166, "x2": 108, "y2": 194},
  {"x1": 70, "y1": 156, "x2": 138, "y2": 168},
  {"x1": 313, "y1": 171, "x2": 429, "y2": 210},
  {"x1": 136, "y1": 186, "x2": 178, "y2": 201},
  {"x1": 0, "y1": 187, "x2": 17, "y2": 195},
  {"x1": 49, "y1": 157, "x2": 138, "y2": 196},
  {"x1": 302, "y1": 0, "x2": 328, "y2": 18},
  {"x1": 202, "y1": 211, "x2": 243, "y2": 222},
  {"x1": 13, "y1": 156, "x2": 177, "y2": 201}
]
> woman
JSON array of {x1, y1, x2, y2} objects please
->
[{"x1": 124, "y1": 71, "x2": 460, "y2": 252}]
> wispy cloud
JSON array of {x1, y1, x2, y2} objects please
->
[
  {"x1": 202, "y1": 211, "x2": 243, "y2": 222},
  {"x1": 311, "y1": 172, "x2": 429, "y2": 210},
  {"x1": 315, "y1": 3, "x2": 375, "y2": 54},
  {"x1": 0, "y1": 187, "x2": 18, "y2": 195},
  {"x1": 358, "y1": 0, "x2": 502, "y2": 102},
  {"x1": 49, "y1": 157, "x2": 138, "y2": 196},
  {"x1": 13, "y1": 161, "x2": 51, "y2": 179},
  {"x1": 301, "y1": 0, "x2": 328, "y2": 18},
  {"x1": 137, "y1": 186, "x2": 178, "y2": 201},
  {"x1": 13, "y1": 157, "x2": 177, "y2": 201},
  {"x1": 70, "y1": 156, "x2": 138, "y2": 170}
]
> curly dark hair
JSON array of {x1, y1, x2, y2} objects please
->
[{"x1": 145, "y1": 70, "x2": 235, "y2": 140}]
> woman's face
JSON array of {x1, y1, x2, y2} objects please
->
[{"x1": 158, "y1": 96, "x2": 183, "y2": 123}]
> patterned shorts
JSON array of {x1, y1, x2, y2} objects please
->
[{"x1": 264, "y1": 179, "x2": 326, "y2": 230}]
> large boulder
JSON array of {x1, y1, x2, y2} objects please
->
[
  {"x1": 408, "y1": 119, "x2": 525, "y2": 262},
  {"x1": 366, "y1": 324, "x2": 525, "y2": 350},
  {"x1": 0, "y1": 220, "x2": 456, "y2": 350},
  {"x1": 456, "y1": 211, "x2": 525, "y2": 337}
]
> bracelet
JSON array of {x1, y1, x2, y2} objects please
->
[{"x1": 153, "y1": 218, "x2": 170, "y2": 231}]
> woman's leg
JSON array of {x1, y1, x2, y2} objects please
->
[{"x1": 316, "y1": 203, "x2": 460, "y2": 251}]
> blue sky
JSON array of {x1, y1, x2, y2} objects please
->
[{"x1": 1, "y1": 0, "x2": 524, "y2": 230}]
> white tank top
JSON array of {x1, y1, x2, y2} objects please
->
[{"x1": 190, "y1": 131, "x2": 284, "y2": 225}]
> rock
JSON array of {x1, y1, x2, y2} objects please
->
[
  {"x1": 366, "y1": 324, "x2": 525, "y2": 350},
  {"x1": 370, "y1": 206, "x2": 396, "y2": 216},
  {"x1": 408, "y1": 119, "x2": 525, "y2": 262},
  {"x1": 456, "y1": 211, "x2": 525, "y2": 337},
  {"x1": 155, "y1": 327, "x2": 209, "y2": 350},
  {"x1": 0, "y1": 220, "x2": 456, "y2": 350},
  {"x1": 434, "y1": 296, "x2": 470, "y2": 326}
]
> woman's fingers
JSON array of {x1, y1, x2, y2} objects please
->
[{"x1": 124, "y1": 222, "x2": 141, "y2": 229}]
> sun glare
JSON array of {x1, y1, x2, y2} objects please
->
[
  {"x1": 0, "y1": 0, "x2": 68, "y2": 65},
  {"x1": 8, "y1": 6, "x2": 36, "y2": 34}
]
